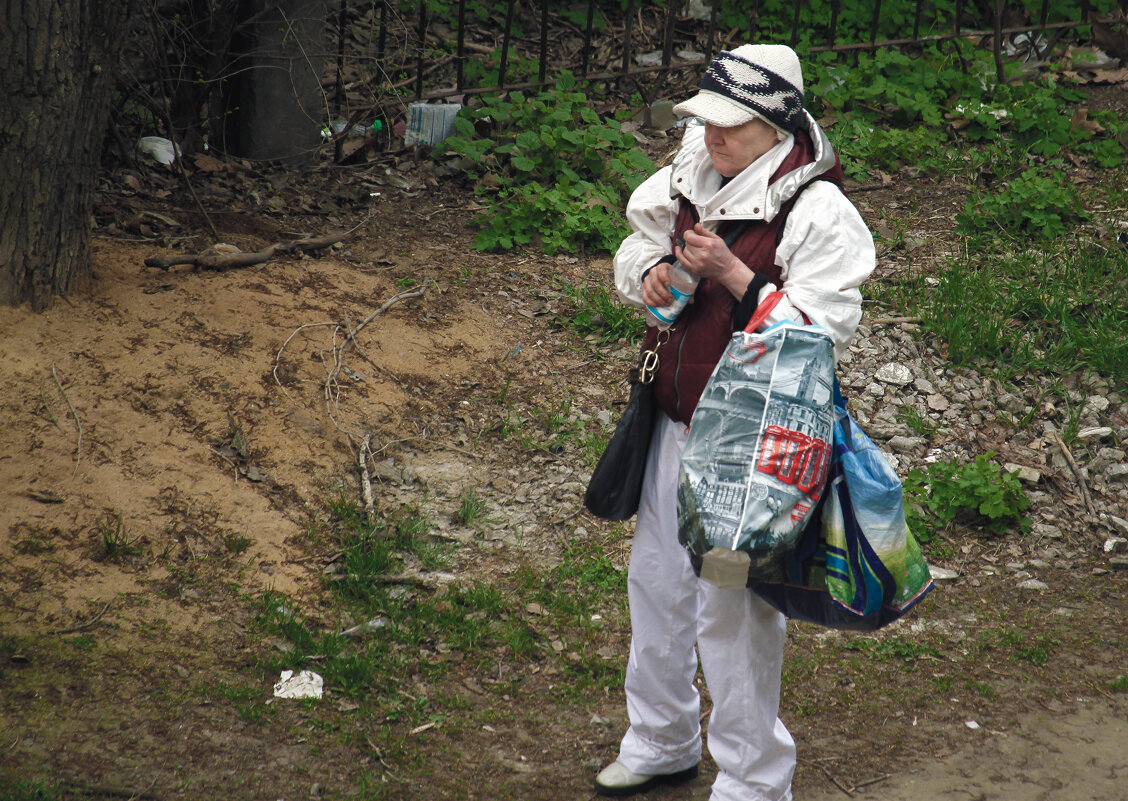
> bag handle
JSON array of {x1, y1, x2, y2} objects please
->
[{"x1": 743, "y1": 291, "x2": 785, "y2": 333}]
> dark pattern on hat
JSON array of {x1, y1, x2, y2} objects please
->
[{"x1": 699, "y1": 50, "x2": 806, "y2": 132}]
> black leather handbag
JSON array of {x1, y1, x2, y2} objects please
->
[{"x1": 583, "y1": 348, "x2": 659, "y2": 521}]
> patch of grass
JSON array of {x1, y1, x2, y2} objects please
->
[
  {"x1": 896, "y1": 405, "x2": 938, "y2": 437},
  {"x1": 843, "y1": 636, "x2": 942, "y2": 663},
  {"x1": 0, "y1": 780, "x2": 63, "y2": 801},
  {"x1": 220, "y1": 530, "x2": 252, "y2": 555},
  {"x1": 578, "y1": 428, "x2": 611, "y2": 470},
  {"x1": 1108, "y1": 675, "x2": 1128, "y2": 693},
  {"x1": 66, "y1": 635, "x2": 96, "y2": 652},
  {"x1": 896, "y1": 243, "x2": 1128, "y2": 381},
  {"x1": 454, "y1": 488, "x2": 490, "y2": 528},
  {"x1": 972, "y1": 628, "x2": 1057, "y2": 668},
  {"x1": 495, "y1": 395, "x2": 594, "y2": 457},
  {"x1": 1006, "y1": 632, "x2": 1056, "y2": 667},
  {"x1": 556, "y1": 657, "x2": 625, "y2": 701},
  {"x1": 94, "y1": 513, "x2": 144, "y2": 562},
  {"x1": 196, "y1": 681, "x2": 273, "y2": 724},
  {"x1": 555, "y1": 280, "x2": 645, "y2": 345},
  {"x1": 964, "y1": 679, "x2": 997, "y2": 699},
  {"x1": 517, "y1": 538, "x2": 627, "y2": 626},
  {"x1": 14, "y1": 535, "x2": 54, "y2": 555}
]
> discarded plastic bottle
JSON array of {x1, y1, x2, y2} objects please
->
[
  {"x1": 645, "y1": 262, "x2": 699, "y2": 329},
  {"x1": 321, "y1": 120, "x2": 384, "y2": 141}
]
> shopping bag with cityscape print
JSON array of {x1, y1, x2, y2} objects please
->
[
  {"x1": 749, "y1": 384, "x2": 935, "y2": 630},
  {"x1": 678, "y1": 294, "x2": 836, "y2": 588}
]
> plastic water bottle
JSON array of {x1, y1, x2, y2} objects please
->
[{"x1": 644, "y1": 262, "x2": 699, "y2": 329}]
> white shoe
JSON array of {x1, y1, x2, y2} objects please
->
[{"x1": 593, "y1": 760, "x2": 699, "y2": 797}]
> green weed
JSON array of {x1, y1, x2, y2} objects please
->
[
  {"x1": 454, "y1": 488, "x2": 490, "y2": 528},
  {"x1": 904, "y1": 453, "x2": 1031, "y2": 541},
  {"x1": 964, "y1": 679, "x2": 997, "y2": 699},
  {"x1": 1108, "y1": 675, "x2": 1128, "y2": 693},
  {"x1": 95, "y1": 514, "x2": 144, "y2": 562},
  {"x1": 437, "y1": 71, "x2": 653, "y2": 254},
  {"x1": 0, "y1": 780, "x2": 63, "y2": 801},
  {"x1": 1007, "y1": 632, "x2": 1056, "y2": 667},
  {"x1": 555, "y1": 281, "x2": 645, "y2": 345},
  {"x1": 221, "y1": 530, "x2": 252, "y2": 555},
  {"x1": 843, "y1": 636, "x2": 941, "y2": 663},
  {"x1": 495, "y1": 396, "x2": 592, "y2": 457},
  {"x1": 891, "y1": 242, "x2": 1128, "y2": 381},
  {"x1": 896, "y1": 405, "x2": 938, "y2": 438},
  {"x1": 957, "y1": 168, "x2": 1089, "y2": 240}
]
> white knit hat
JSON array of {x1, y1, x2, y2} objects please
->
[{"x1": 672, "y1": 44, "x2": 806, "y2": 132}]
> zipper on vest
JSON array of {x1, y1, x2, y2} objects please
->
[{"x1": 673, "y1": 323, "x2": 690, "y2": 422}]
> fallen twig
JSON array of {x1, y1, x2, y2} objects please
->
[
  {"x1": 853, "y1": 774, "x2": 891, "y2": 791},
  {"x1": 51, "y1": 363, "x2": 82, "y2": 475},
  {"x1": 365, "y1": 736, "x2": 409, "y2": 783},
  {"x1": 343, "y1": 286, "x2": 429, "y2": 354},
  {"x1": 272, "y1": 321, "x2": 339, "y2": 399},
  {"x1": 1051, "y1": 430, "x2": 1095, "y2": 515},
  {"x1": 869, "y1": 316, "x2": 922, "y2": 325},
  {"x1": 359, "y1": 434, "x2": 376, "y2": 525},
  {"x1": 800, "y1": 757, "x2": 855, "y2": 797},
  {"x1": 39, "y1": 377, "x2": 66, "y2": 433},
  {"x1": 144, "y1": 231, "x2": 348, "y2": 271},
  {"x1": 49, "y1": 600, "x2": 112, "y2": 635},
  {"x1": 323, "y1": 286, "x2": 429, "y2": 428}
]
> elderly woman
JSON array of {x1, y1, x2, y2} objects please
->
[{"x1": 596, "y1": 45, "x2": 875, "y2": 800}]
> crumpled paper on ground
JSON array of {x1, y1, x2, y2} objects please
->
[{"x1": 273, "y1": 669, "x2": 323, "y2": 699}]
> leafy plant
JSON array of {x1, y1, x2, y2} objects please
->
[
  {"x1": 957, "y1": 168, "x2": 1089, "y2": 240},
  {"x1": 438, "y1": 71, "x2": 653, "y2": 254},
  {"x1": 904, "y1": 453, "x2": 1031, "y2": 540}
]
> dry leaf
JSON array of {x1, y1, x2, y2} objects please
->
[
  {"x1": 1070, "y1": 108, "x2": 1104, "y2": 135},
  {"x1": 192, "y1": 153, "x2": 233, "y2": 173}
]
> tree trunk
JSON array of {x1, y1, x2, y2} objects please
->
[
  {"x1": 0, "y1": 0, "x2": 134, "y2": 309},
  {"x1": 224, "y1": 0, "x2": 328, "y2": 163}
]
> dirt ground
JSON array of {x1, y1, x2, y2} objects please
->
[{"x1": 2, "y1": 137, "x2": 1127, "y2": 799}]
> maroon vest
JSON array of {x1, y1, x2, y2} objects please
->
[{"x1": 642, "y1": 129, "x2": 842, "y2": 424}]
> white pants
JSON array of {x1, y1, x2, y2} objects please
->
[{"x1": 616, "y1": 415, "x2": 795, "y2": 801}]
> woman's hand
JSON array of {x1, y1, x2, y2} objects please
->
[
  {"x1": 641, "y1": 261, "x2": 674, "y2": 308},
  {"x1": 675, "y1": 223, "x2": 755, "y2": 300},
  {"x1": 675, "y1": 223, "x2": 741, "y2": 280}
]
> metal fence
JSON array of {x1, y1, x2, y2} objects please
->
[{"x1": 338, "y1": 0, "x2": 1126, "y2": 115}]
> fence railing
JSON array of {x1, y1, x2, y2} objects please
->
[{"x1": 339, "y1": 0, "x2": 1124, "y2": 119}]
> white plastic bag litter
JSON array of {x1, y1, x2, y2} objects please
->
[
  {"x1": 273, "y1": 669, "x2": 323, "y2": 699},
  {"x1": 136, "y1": 136, "x2": 180, "y2": 166}
]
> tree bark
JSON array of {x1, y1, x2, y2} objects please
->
[{"x1": 0, "y1": 0, "x2": 135, "y2": 309}]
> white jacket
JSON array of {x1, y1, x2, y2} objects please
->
[{"x1": 613, "y1": 115, "x2": 875, "y2": 358}]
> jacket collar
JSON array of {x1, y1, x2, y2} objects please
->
[{"x1": 669, "y1": 111, "x2": 836, "y2": 225}]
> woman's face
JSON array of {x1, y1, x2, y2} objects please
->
[{"x1": 704, "y1": 119, "x2": 780, "y2": 177}]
